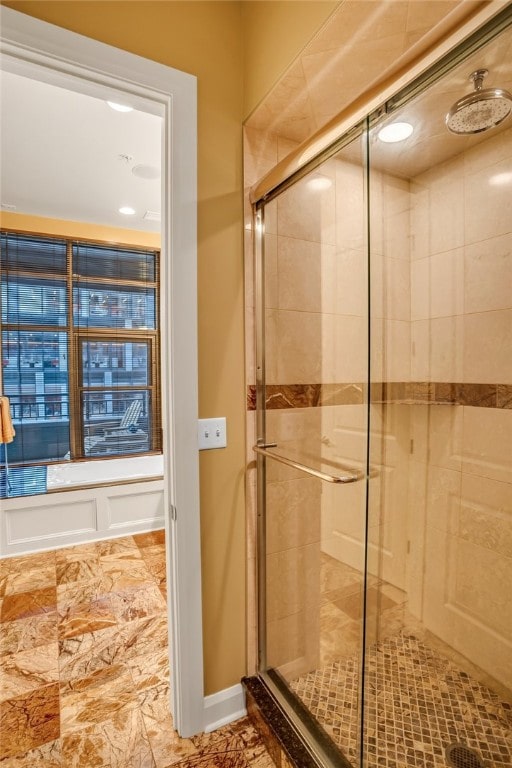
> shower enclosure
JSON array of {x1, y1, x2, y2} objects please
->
[{"x1": 251, "y1": 10, "x2": 512, "y2": 768}]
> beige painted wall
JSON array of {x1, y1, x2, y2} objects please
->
[
  {"x1": 0, "y1": 211, "x2": 161, "y2": 249},
  {"x1": 241, "y1": 0, "x2": 339, "y2": 119}
]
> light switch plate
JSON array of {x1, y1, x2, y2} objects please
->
[{"x1": 198, "y1": 417, "x2": 227, "y2": 450}]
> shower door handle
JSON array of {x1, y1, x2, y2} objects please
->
[{"x1": 253, "y1": 445, "x2": 362, "y2": 484}]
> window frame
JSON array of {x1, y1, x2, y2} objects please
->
[{"x1": 1, "y1": 228, "x2": 162, "y2": 466}]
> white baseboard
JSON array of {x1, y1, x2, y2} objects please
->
[{"x1": 203, "y1": 683, "x2": 247, "y2": 733}]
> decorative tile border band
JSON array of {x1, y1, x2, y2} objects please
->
[{"x1": 246, "y1": 383, "x2": 512, "y2": 411}]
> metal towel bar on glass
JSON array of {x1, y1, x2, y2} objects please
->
[{"x1": 253, "y1": 444, "x2": 362, "y2": 484}]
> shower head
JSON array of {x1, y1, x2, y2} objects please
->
[{"x1": 445, "y1": 69, "x2": 512, "y2": 135}]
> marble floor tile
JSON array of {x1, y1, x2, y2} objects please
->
[
  {"x1": 58, "y1": 623, "x2": 127, "y2": 682},
  {"x1": 0, "y1": 737, "x2": 62, "y2": 767},
  {"x1": 58, "y1": 615, "x2": 168, "y2": 682},
  {"x1": 0, "y1": 612, "x2": 58, "y2": 656},
  {"x1": 0, "y1": 560, "x2": 11, "y2": 599},
  {"x1": 60, "y1": 663, "x2": 139, "y2": 735},
  {"x1": 61, "y1": 703, "x2": 155, "y2": 767},
  {"x1": 139, "y1": 683, "x2": 198, "y2": 767},
  {"x1": 56, "y1": 552, "x2": 101, "y2": 586},
  {"x1": 57, "y1": 593, "x2": 118, "y2": 640},
  {"x1": 3, "y1": 565, "x2": 56, "y2": 596},
  {"x1": 141, "y1": 554, "x2": 167, "y2": 588},
  {"x1": 8, "y1": 551, "x2": 55, "y2": 574},
  {"x1": 139, "y1": 544, "x2": 166, "y2": 560},
  {"x1": 56, "y1": 574, "x2": 111, "y2": 607},
  {"x1": 1, "y1": 586, "x2": 57, "y2": 623},
  {"x1": 109, "y1": 582, "x2": 166, "y2": 624},
  {"x1": 126, "y1": 647, "x2": 170, "y2": 694},
  {"x1": 96, "y1": 535, "x2": 139, "y2": 558},
  {"x1": 0, "y1": 642, "x2": 59, "y2": 702},
  {"x1": 100, "y1": 556, "x2": 155, "y2": 591},
  {"x1": 173, "y1": 751, "x2": 250, "y2": 767},
  {"x1": 133, "y1": 530, "x2": 165, "y2": 548},
  {"x1": 0, "y1": 683, "x2": 60, "y2": 759},
  {"x1": 230, "y1": 721, "x2": 276, "y2": 768},
  {"x1": 118, "y1": 615, "x2": 169, "y2": 662}
]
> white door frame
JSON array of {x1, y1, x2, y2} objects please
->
[{"x1": 0, "y1": 6, "x2": 204, "y2": 737}]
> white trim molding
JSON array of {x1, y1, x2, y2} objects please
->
[
  {"x1": 0, "y1": 6, "x2": 203, "y2": 738},
  {"x1": 203, "y1": 684, "x2": 247, "y2": 734}
]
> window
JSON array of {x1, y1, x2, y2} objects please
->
[{"x1": 1, "y1": 232, "x2": 161, "y2": 469}]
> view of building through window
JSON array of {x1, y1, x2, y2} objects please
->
[{"x1": 1, "y1": 232, "x2": 161, "y2": 479}]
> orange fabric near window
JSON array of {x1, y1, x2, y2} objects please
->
[{"x1": 0, "y1": 396, "x2": 15, "y2": 444}]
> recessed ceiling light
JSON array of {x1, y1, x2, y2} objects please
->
[
  {"x1": 107, "y1": 101, "x2": 133, "y2": 113},
  {"x1": 119, "y1": 206, "x2": 136, "y2": 216},
  {"x1": 378, "y1": 121, "x2": 414, "y2": 143},
  {"x1": 143, "y1": 210, "x2": 161, "y2": 222},
  {"x1": 132, "y1": 164, "x2": 160, "y2": 180}
]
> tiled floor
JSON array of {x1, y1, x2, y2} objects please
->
[
  {"x1": 290, "y1": 556, "x2": 512, "y2": 768},
  {"x1": 0, "y1": 532, "x2": 274, "y2": 768}
]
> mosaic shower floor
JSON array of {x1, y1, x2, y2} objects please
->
[
  {"x1": 291, "y1": 633, "x2": 512, "y2": 768},
  {"x1": 0, "y1": 532, "x2": 273, "y2": 767}
]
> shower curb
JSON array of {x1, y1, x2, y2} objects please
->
[
  {"x1": 242, "y1": 675, "x2": 350, "y2": 768},
  {"x1": 243, "y1": 676, "x2": 315, "y2": 768}
]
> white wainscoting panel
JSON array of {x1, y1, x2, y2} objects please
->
[
  {"x1": 108, "y1": 487, "x2": 164, "y2": 529},
  {"x1": 1, "y1": 479, "x2": 164, "y2": 557}
]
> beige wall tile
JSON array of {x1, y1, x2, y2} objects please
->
[
  {"x1": 371, "y1": 255, "x2": 410, "y2": 321},
  {"x1": 276, "y1": 309, "x2": 333, "y2": 383},
  {"x1": 452, "y1": 538, "x2": 511, "y2": 640},
  {"x1": 464, "y1": 156, "x2": 512, "y2": 245},
  {"x1": 371, "y1": 319, "x2": 411, "y2": 381},
  {"x1": 423, "y1": 524, "x2": 512, "y2": 690},
  {"x1": 428, "y1": 157, "x2": 465, "y2": 255},
  {"x1": 266, "y1": 543, "x2": 320, "y2": 621},
  {"x1": 411, "y1": 316, "x2": 464, "y2": 381},
  {"x1": 264, "y1": 309, "x2": 278, "y2": 384},
  {"x1": 264, "y1": 233, "x2": 278, "y2": 310},
  {"x1": 410, "y1": 404, "x2": 463, "y2": 472},
  {"x1": 336, "y1": 248, "x2": 368, "y2": 318},
  {"x1": 383, "y1": 207, "x2": 411, "y2": 262},
  {"x1": 460, "y1": 473, "x2": 512, "y2": 559},
  {"x1": 245, "y1": 228, "x2": 255, "y2": 310},
  {"x1": 277, "y1": 236, "x2": 336, "y2": 314},
  {"x1": 243, "y1": 126, "x2": 278, "y2": 165},
  {"x1": 277, "y1": 174, "x2": 336, "y2": 244},
  {"x1": 463, "y1": 125, "x2": 512, "y2": 175},
  {"x1": 277, "y1": 136, "x2": 300, "y2": 162},
  {"x1": 465, "y1": 233, "x2": 512, "y2": 314},
  {"x1": 266, "y1": 607, "x2": 320, "y2": 674},
  {"x1": 335, "y1": 158, "x2": 367, "y2": 252},
  {"x1": 264, "y1": 197, "x2": 277, "y2": 236},
  {"x1": 410, "y1": 181, "x2": 430, "y2": 261},
  {"x1": 423, "y1": 465, "x2": 461, "y2": 533},
  {"x1": 245, "y1": 306, "x2": 256, "y2": 386},
  {"x1": 464, "y1": 309, "x2": 512, "y2": 384},
  {"x1": 246, "y1": 555, "x2": 258, "y2": 677},
  {"x1": 335, "y1": 315, "x2": 368, "y2": 382},
  {"x1": 411, "y1": 249, "x2": 464, "y2": 321},
  {"x1": 266, "y1": 477, "x2": 321, "y2": 555},
  {"x1": 462, "y1": 406, "x2": 512, "y2": 484}
]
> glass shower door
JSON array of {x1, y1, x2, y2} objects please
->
[{"x1": 255, "y1": 127, "x2": 371, "y2": 767}]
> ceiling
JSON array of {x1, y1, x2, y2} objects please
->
[
  {"x1": 369, "y1": 19, "x2": 512, "y2": 179},
  {"x1": 0, "y1": 71, "x2": 162, "y2": 233}
]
